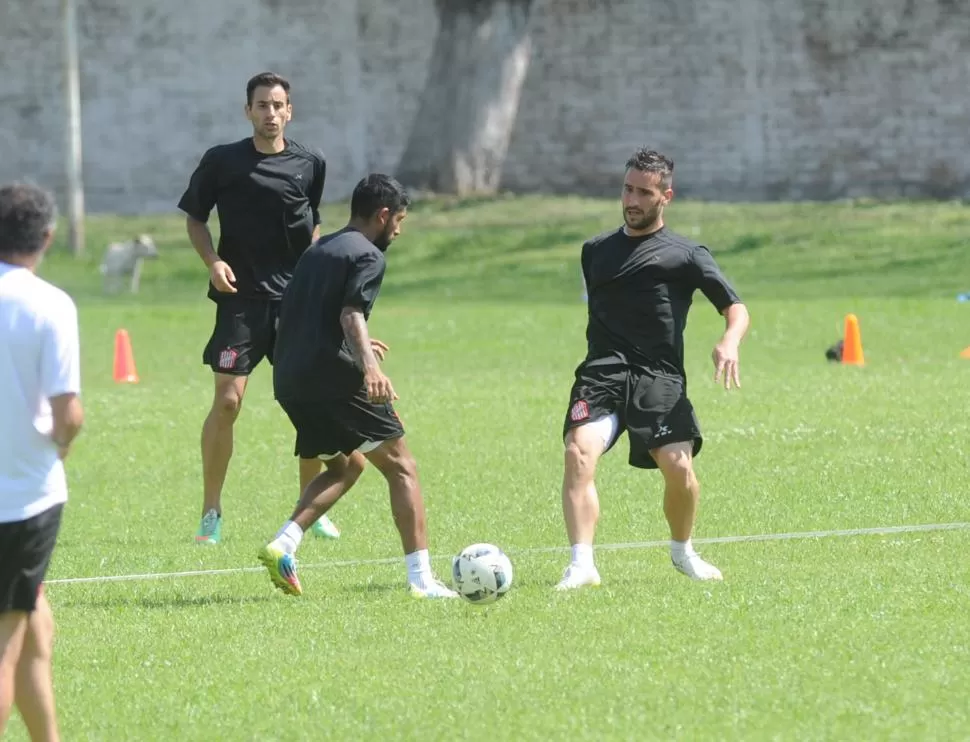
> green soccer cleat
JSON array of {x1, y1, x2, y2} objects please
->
[
  {"x1": 258, "y1": 544, "x2": 303, "y2": 596},
  {"x1": 195, "y1": 509, "x2": 222, "y2": 545},
  {"x1": 310, "y1": 514, "x2": 341, "y2": 539}
]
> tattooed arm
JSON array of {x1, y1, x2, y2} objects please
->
[{"x1": 340, "y1": 306, "x2": 397, "y2": 403}]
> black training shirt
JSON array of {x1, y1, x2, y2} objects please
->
[
  {"x1": 581, "y1": 226, "x2": 741, "y2": 378},
  {"x1": 178, "y1": 137, "x2": 326, "y2": 301},
  {"x1": 273, "y1": 227, "x2": 386, "y2": 401}
]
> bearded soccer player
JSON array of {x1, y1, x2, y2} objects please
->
[
  {"x1": 555, "y1": 148, "x2": 750, "y2": 590},
  {"x1": 258, "y1": 174, "x2": 457, "y2": 599}
]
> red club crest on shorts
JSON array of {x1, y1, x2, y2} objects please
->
[
  {"x1": 569, "y1": 400, "x2": 589, "y2": 422},
  {"x1": 218, "y1": 348, "x2": 238, "y2": 370}
]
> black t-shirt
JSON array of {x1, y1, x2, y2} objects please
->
[
  {"x1": 273, "y1": 227, "x2": 386, "y2": 401},
  {"x1": 177, "y1": 137, "x2": 326, "y2": 301},
  {"x1": 581, "y1": 226, "x2": 742, "y2": 378}
]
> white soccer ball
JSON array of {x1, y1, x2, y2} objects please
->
[{"x1": 451, "y1": 543, "x2": 513, "y2": 604}]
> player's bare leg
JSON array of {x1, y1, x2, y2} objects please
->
[
  {"x1": 556, "y1": 423, "x2": 609, "y2": 590},
  {"x1": 259, "y1": 454, "x2": 365, "y2": 596},
  {"x1": 197, "y1": 373, "x2": 247, "y2": 543},
  {"x1": 651, "y1": 441, "x2": 723, "y2": 581},
  {"x1": 14, "y1": 592, "x2": 59, "y2": 742},
  {"x1": 0, "y1": 611, "x2": 28, "y2": 735},
  {"x1": 292, "y1": 454, "x2": 365, "y2": 529},
  {"x1": 363, "y1": 437, "x2": 457, "y2": 598},
  {"x1": 299, "y1": 456, "x2": 347, "y2": 539}
]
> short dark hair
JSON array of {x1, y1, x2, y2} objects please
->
[
  {"x1": 246, "y1": 72, "x2": 290, "y2": 106},
  {"x1": 350, "y1": 174, "x2": 411, "y2": 220},
  {"x1": 0, "y1": 182, "x2": 58, "y2": 259},
  {"x1": 625, "y1": 148, "x2": 674, "y2": 189}
]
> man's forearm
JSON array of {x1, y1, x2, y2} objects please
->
[
  {"x1": 339, "y1": 307, "x2": 380, "y2": 373},
  {"x1": 721, "y1": 303, "x2": 750, "y2": 344},
  {"x1": 50, "y1": 393, "x2": 83, "y2": 449},
  {"x1": 186, "y1": 216, "x2": 219, "y2": 267}
]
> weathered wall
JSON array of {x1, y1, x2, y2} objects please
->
[
  {"x1": 504, "y1": 0, "x2": 970, "y2": 200},
  {"x1": 0, "y1": 0, "x2": 402, "y2": 213},
  {"x1": 0, "y1": 0, "x2": 966, "y2": 213}
]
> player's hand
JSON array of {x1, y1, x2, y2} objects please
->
[
  {"x1": 712, "y1": 338, "x2": 741, "y2": 390},
  {"x1": 208, "y1": 260, "x2": 237, "y2": 293},
  {"x1": 370, "y1": 338, "x2": 389, "y2": 362},
  {"x1": 364, "y1": 368, "x2": 398, "y2": 404},
  {"x1": 50, "y1": 435, "x2": 70, "y2": 460}
]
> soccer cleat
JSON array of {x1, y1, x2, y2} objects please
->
[
  {"x1": 194, "y1": 509, "x2": 222, "y2": 545},
  {"x1": 408, "y1": 578, "x2": 459, "y2": 599},
  {"x1": 258, "y1": 544, "x2": 303, "y2": 596},
  {"x1": 554, "y1": 563, "x2": 602, "y2": 591},
  {"x1": 672, "y1": 553, "x2": 723, "y2": 581},
  {"x1": 310, "y1": 514, "x2": 341, "y2": 540}
]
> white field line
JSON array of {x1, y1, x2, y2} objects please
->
[{"x1": 45, "y1": 521, "x2": 970, "y2": 586}]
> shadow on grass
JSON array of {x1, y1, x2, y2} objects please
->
[{"x1": 55, "y1": 592, "x2": 278, "y2": 610}]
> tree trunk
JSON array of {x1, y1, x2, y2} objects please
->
[{"x1": 395, "y1": 0, "x2": 535, "y2": 196}]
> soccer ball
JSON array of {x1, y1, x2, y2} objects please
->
[{"x1": 451, "y1": 543, "x2": 513, "y2": 604}]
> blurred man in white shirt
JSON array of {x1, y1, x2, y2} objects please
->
[{"x1": 0, "y1": 182, "x2": 83, "y2": 742}]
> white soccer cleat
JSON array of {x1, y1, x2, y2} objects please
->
[
  {"x1": 554, "y1": 563, "x2": 602, "y2": 591},
  {"x1": 672, "y1": 553, "x2": 723, "y2": 581},
  {"x1": 408, "y1": 577, "x2": 460, "y2": 599}
]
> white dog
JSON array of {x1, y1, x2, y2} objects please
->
[{"x1": 100, "y1": 234, "x2": 158, "y2": 294}]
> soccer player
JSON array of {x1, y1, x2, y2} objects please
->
[
  {"x1": 0, "y1": 182, "x2": 83, "y2": 741},
  {"x1": 178, "y1": 71, "x2": 348, "y2": 544},
  {"x1": 258, "y1": 173, "x2": 458, "y2": 599},
  {"x1": 556, "y1": 148, "x2": 750, "y2": 590}
]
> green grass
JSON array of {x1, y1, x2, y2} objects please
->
[{"x1": 6, "y1": 196, "x2": 970, "y2": 740}]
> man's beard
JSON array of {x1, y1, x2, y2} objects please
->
[
  {"x1": 373, "y1": 225, "x2": 394, "y2": 252},
  {"x1": 623, "y1": 206, "x2": 659, "y2": 230}
]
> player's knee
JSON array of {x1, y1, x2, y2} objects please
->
[
  {"x1": 385, "y1": 450, "x2": 418, "y2": 488},
  {"x1": 656, "y1": 451, "x2": 695, "y2": 489},
  {"x1": 339, "y1": 452, "x2": 367, "y2": 483},
  {"x1": 564, "y1": 439, "x2": 595, "y2": 476},
  {"x1": 212, "y1": 389, "x2": 243, "y2": 419},
  {"x1": 25, "y1": 604, "x2": 54, "y2": 660}
]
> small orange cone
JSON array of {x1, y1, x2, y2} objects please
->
[
  {"x1": 113, "y1": 329, "x2": 139, "y2": 383},
  {"x1": 960, "y1": 347, "x2": 970, "y2": 359},
  {"x1": 841, "y1": 314, "x2": 865, "y2": 366}
]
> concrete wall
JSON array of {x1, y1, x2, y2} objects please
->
[
  {"x1": 0, "y1": 0, "x2": 966, "y2": 213},
  {"x1": 504, "y1": 0, "x2": 970, "y2": 200}
]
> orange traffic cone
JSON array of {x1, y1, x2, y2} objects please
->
[
  {"x1": 113, "y1": 329, "x2": 139, "y2": 383},
  {"x1": 841, "y1": 314, "x2": 865, "y2": 366}
]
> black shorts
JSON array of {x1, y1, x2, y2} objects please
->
[
  {"x1": 202, "y1": 298, "x2": 280, "y2": 376},
  {"x1": 278, "y1": 388, "x2": 406, "y2": 460},
  {"x1": 562, "y1": 359, "x2": 702, "y2": 470},
  {"x1": 0, "y1": 504, "x2": 63, "y2": 614}
]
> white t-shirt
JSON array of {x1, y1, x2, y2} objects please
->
[{"x1": 0, "y1": 262, "x2": 81, "y2": 523}]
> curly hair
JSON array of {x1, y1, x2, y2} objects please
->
[
  {"x1": 0, "y1": 182, "x2": 57, "y2": 259},
  {"x1": 625, "y1": 148, "x2": 674, "y2": 189}
]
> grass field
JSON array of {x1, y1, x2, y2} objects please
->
[{"x1": 7, "y1": 195, "x2": 970, "y2": 740}]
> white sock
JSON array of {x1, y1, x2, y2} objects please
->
[
  {"x1": 272, "y1": 520, "x2": 304, "y2": 555},
  {"x1": 670, "y1": 539, "x2": 696, "y2": 562},
  {"x1": 405, "y1": 549, "x2": 432, "y2": 583},
  {"x1": 570, "y1": 543, "x2": 595, "y2": 570}
]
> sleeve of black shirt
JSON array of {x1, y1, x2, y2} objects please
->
[
  {"x1": 177, "y1": 147, "x2": 219, "y2": 222},
  {"x1": 343, "y1": 252, "x2": 385, "y2": 310},
  {"x1": 580, "y1": 241, "x2": 591, "y2": 290},
  {"x1": 688, "y1": 245, "x2": 742, "y2": 312},
  {"x1": 308, "y1": 152, "x2": 326, "y2": 227}
]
